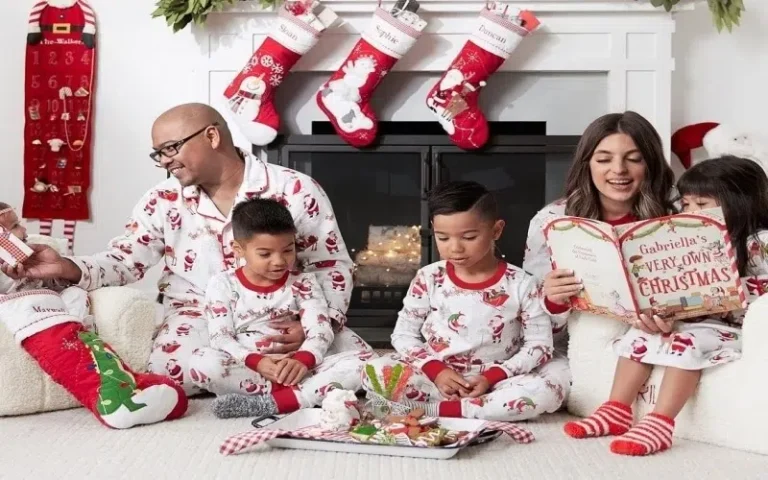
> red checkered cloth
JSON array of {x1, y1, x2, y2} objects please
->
[
  {"x1": 219, "y1": 420, "x2": 535, "y2": 456},
  {"x1": 0, "y1": 228, "x2": 33, "y2": 268}
]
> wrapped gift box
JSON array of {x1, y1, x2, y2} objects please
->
[{"x1": 0, "y1": 228, "x2": 34, "y2": 268}]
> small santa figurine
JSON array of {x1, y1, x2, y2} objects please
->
[{"x1": 671, "y1": 122, "x2": 768, "y2": 174}]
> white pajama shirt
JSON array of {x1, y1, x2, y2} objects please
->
[
  {"x1": 66, "y1": 149, "x2": 372, "y2": 394},
  {"x1": 362, "y1": 261, "x2": 566, "y2": 421},
  {"x1": 189, "y1": 268, "x2": 370, "y2": 404}
]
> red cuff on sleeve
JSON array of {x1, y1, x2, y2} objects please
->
[
  {"x1": 422, "y1": 360, "x2": 450, "y2": 382},
  {"x1": 481, "y1": 366, "x2": 508, "y2": 387},
  {"x1": 245, "y1": 353, "x2": 265, "y2": 372},
  {"x1": 545, "y1": 297, "x2": 570, "y2": 314},
  {"x1": 292, "y1": 350, "x2": 317, "y2": 369}
]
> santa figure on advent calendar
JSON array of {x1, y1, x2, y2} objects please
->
[{"x1": 23, "y1": 0, "x2": 97, "y2": 253}]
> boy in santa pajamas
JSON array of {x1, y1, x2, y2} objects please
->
[
  {"x1": 6, "y1": 105, "x2": 373, "y2": 396},
  {"x1": 362, "y1": 181, "x2": 561, "y2": 421},
  {"x1": 0, "y1": 204, "x2": 187, "y2": 428},
  {"x1": 188, "y1": 198, "x2": 369, "y2": 418}
]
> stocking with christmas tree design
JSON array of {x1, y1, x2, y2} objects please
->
[
  {"x1": 426, "y1": 3, "x2": 540, "y2": 149},
  {"x1": 0, "y1": 288, "x2": 187, "y2": 429}
]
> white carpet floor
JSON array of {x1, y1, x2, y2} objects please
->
[{"x1": 2, "y1": 398, "x2": 767, "y2": 480}]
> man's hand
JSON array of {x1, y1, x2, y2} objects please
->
[
  {"x1": 262, "y1": 319, "x2": 306, "y2": 354},
  {"x1": 0, "y1": 245, "x2": 80, "y2": 282},
  {"x1": 274, "y1": 358, "x2": 308, "y2": 386},
  {"x1": 434, "y1": 369, "x2": 471, "y2": 400},
  {"x1": 461, "y1": 375, "x2": 490, "y2": 398},
  {"x1": 254, "y1": 357, "x2": 281, "y2": 383}
]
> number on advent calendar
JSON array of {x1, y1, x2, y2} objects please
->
[
  {"x1": 65, "y1": 51, "x2": 74, "y2": 65},
  {"x1": 48, "y1": 51, "x2": 57, "y2": 65},
  {"x1": 48, "y1": 75, "x2": 58, "y2": 89},
  {"x1": 31, "y1": 75, "x2": 41, "y2": 89}
]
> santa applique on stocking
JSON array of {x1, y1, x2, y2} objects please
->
[
  {"x1": 426, "y1": 2, "x2": 540, "y2": 150},
  {"x1": 316, "y1": 1, "x2": 428, "y2": 148},
  {"x1": 223, "y1": 0, "x2": 338, "y2": 146}
]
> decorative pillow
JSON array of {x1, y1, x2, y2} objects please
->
[{"x1": 567, "y1": 296, "x2": 768, "y2": 455}]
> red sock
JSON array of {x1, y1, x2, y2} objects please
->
[
  {"x1": 438, "y1": 401, "x2": 463, "y2": 418},
  {"x1": 563, "y1": 401, "x2": 633, "y2": 439},
  {"x1": 610, "y1": 413, "x2": 675, "y2": 456},
  {"x1": 273, "y1": 387, "x2": 301, "y2": 414}
]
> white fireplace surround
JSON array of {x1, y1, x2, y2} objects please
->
[{"x1": 194, "y1": 0, "x2": 693, "y2": 158}]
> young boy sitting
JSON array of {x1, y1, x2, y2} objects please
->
[
  {"x1": 0, "y1": 203, "x2": 187, "y2": 429},
  {"x1": 189, "y1": 197, "x2": 368, "y2": 418}
]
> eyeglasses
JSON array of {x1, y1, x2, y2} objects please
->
[{"x1": 150, "y1": 122, "x2": 219, "y2": 163}]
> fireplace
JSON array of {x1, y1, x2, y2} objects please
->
[{"x1": 263, "y1": 121, "x2": 579, "y2": 346}]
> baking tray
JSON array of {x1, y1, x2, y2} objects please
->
[{"x1": 250, "y1": 408, "x2": 502, "y2": 459}]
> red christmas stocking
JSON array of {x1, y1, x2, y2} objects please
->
[
  {"x1": 426, "y1": 4, "x2": 540, "y2": 149},
  {"x1": 316, "y1": 6, "x2": 428, "y2": 147},
  {"x1": 0, "y1": 289, "x2": 188, "y2": 429},
  {"x1": 223, "y1": 1, "x2": 337, "y2": 146}
]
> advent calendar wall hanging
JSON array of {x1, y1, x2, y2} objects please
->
[{"x1": 23, "y1": 0, "x2": 97, "y2": 252}]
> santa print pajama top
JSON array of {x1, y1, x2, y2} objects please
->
[
  {"x1": 66, "y1": 149, "x2": 354, "y2": 326},
  {"x1": 391, "y1": 260, "x2": 554, "y2": 384},
  {"x1": 204, "y1": 267, "x2": 334, "y2": 370}
]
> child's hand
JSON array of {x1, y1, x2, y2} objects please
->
[
  {"x1": 255, "y1": 357, "x2": 281, "y2": 383},
  {"x1": 634, "y1": 313, "x2": 674, "y2": 334},
  {"x1": 274, "y1": 358, "x2": 308, "y2": 386},
  {"x1": 461, "y1": 375, "x2": 490, "y2": 398},
  {"x1": 543, "y1": 269, "x2": 582, "y2": 305},
  {"x1": 434, "y1": 369, "x2": 472, "y2": 400}
]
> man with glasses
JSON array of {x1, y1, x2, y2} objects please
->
[{"x1": 2, "y1": 103, "x2": 373, "y2": 396}]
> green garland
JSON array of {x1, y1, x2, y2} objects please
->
[
  {"x1": 152, "y1": 0, "x2": 282, "y2": 33},
  {"x1": 551, "y1": 222, "x2": 577, "y2": 232},
  {"x1": 628, "y1": 219, "x2": 706, "y2": 240},
  {"x1": 649, "y1": 0, "x2": 745, "y2": 33},
  {"x1": 577, "y1": 225, "x2": 611, "y2": 242}
]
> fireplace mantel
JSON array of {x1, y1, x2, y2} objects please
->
[{"x1": 193, "y1": 0, "x2": 697, "y2": 158}]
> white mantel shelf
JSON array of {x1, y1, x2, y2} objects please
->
[
  {"x1": 218, "y1": 0, "x2": 696, "y2": 14},
  {"x1": 194, "y1": 0, "x2": 698, "y2": 159}
]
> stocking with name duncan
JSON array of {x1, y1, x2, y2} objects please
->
[
  {"x1": 425, "y1": 3, "x2": 539, "y2": 150},
  {"x1": 316, "y1": 2, "x2": 427, "y2": 147},
  {"x1": 543, "y1": 207, "x2": 747, "y2": 322},
  {"x1": 223, "y1": 0, "x2": 338, "y2": 146}
]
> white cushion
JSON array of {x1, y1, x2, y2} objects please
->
[{"x1": 567, "y1": 296, "x2": 768, "y2": 455}]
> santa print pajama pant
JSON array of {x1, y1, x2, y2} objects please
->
[
  {"x1": 362, "y1": 353, "x2": 571, "y2": 421},
  {"x1": 188, "y1": 346, "x2": 374, "y2": 412}
]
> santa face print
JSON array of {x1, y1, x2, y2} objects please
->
[
  {"x1": 233, "y1": 232, "x2": 297, "y2": 284},
  {"x1": 680, "y1": 194, "x2": 719, "y2": 213},
  {"x1": 0, "y1": 210, "x2": 28, "y2": 242},
  {"x1": 589, "y1": 133, "x2": 647, "y2": 216},
  {"x1": 432, "y1": 209, "x2": 503, "y2": 272}
]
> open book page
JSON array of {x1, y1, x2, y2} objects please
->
[
  {"x1": 615, "y1": 207, "x2": 747, "y2": 321},
  {"x1": 544, "y1": 217, "x2": 637, "y2": 322}
]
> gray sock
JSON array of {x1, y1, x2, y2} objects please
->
[{"x1": 212, "y1": 393, "x2": 278, "y2": 419}]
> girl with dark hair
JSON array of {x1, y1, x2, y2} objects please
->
[
  {"x1": 565, "y1": 156, "x2": 768, "y2": 456},
  {"x1": 523, "y1": 111, "x2": 677, "y2": 422}
]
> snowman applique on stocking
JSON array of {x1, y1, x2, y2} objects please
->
[
  {"x1": 0, "y1": 288, "x2": 188, "y2": 429},
  {"x1": 223, "y1": 1, "x2": 338, "y2": 146},
  {"x1": 316, "y1": 2, "x2": 427, "y2": 147},
  {"x1": 426, "y1": 3, "x2": 540, "y2": 149}
]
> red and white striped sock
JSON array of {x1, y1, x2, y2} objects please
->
[
  {"x1": 563, "y1": 401, "x2": 633, "y2": 439},
  {"x1": 63, "y1": 220, "x2": 76, "y2": 253},
  {"x1": 39, "y1": 219, "x2": 53, "y2": 236},
  {"x1": 610, "y1": 413, "x2": 675, "y2": 456}
]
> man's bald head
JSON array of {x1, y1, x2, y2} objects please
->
[{"x1": 152, "y1": 103, "x2": 234, "y2": 148}]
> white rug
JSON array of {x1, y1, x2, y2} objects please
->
[{"x1": 2, "y1": 399, "x2": 766, "y2": 480}]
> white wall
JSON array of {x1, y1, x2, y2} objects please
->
[{"x1": 0, "y1": 0, "x2": 765, "y2": 293}]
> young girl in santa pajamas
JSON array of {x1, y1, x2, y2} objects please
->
[
  {"x1": 565, "y1": 155, "x2": 768, "y2": 456},
  {"x1": 361, "y1": 181, "x2": 558, "y2": 421},
  {"x1": 188, "y1": 198, "x2": 369, "y2": 418}
]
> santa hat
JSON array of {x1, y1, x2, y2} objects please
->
[
  {"x1": 671, "y1": 122, "x2": 768, "y2": 172},
  {"x1": 670, "y1": 122, "x2": 720, "y2": 169}
]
